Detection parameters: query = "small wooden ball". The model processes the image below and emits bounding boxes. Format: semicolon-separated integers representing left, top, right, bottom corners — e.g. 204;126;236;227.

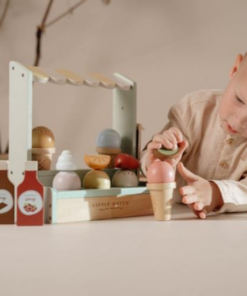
112;170;139;187
83;170;110;189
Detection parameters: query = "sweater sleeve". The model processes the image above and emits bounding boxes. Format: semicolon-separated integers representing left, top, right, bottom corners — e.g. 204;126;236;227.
211;175;247;213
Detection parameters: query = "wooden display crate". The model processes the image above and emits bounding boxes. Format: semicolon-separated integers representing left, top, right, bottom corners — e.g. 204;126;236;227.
39;170;151;224
45;187;152;224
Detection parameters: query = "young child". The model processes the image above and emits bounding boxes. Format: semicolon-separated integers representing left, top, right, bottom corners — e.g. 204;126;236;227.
141;53;247;219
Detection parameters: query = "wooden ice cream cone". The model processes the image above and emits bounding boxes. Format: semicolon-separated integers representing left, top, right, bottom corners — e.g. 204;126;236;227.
31;148;55;170
147;182;176;221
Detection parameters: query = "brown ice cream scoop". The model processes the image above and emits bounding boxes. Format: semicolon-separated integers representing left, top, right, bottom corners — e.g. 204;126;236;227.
32;126;55;148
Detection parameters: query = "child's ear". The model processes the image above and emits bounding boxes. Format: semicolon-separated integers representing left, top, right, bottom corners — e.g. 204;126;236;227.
230;54;243;78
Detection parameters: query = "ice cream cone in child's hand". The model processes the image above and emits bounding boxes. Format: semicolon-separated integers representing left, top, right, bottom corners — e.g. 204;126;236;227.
147;160;176;221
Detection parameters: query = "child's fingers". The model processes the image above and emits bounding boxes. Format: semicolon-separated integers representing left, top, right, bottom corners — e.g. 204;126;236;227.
178;140;188;153
187;204;201;219
179;185;195;196
173;140;188;162
152;128;185;151
147;141;162;152
182;194;198;204
193;201;204;211
178;162;200;183
168;127;184;143
152;134;174;149
198;208;207;219
162;130;179;149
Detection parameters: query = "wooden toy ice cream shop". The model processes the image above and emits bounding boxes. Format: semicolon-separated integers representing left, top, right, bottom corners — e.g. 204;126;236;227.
8;61;153;224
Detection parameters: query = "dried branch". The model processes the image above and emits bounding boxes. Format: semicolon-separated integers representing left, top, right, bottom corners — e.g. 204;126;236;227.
0;0;10;29
41;0;54;27
34;0;54;66
46;0;88;28
34;0;89;66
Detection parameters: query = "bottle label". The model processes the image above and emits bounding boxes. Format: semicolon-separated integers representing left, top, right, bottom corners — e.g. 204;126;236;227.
18;190;43;216
0;190;14;214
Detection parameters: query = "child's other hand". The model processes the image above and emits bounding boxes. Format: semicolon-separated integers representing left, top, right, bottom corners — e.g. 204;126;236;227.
146;127;187;169
178;162;223;219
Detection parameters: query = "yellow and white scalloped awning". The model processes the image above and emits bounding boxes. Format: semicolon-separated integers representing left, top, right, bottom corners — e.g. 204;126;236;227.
26;66;132;90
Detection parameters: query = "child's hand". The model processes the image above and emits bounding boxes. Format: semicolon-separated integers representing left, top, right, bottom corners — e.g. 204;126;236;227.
146;127;188;169
178;162;223;219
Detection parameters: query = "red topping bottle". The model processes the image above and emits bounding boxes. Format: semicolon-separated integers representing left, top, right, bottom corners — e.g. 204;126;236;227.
0;161;14;224
17;161;44;226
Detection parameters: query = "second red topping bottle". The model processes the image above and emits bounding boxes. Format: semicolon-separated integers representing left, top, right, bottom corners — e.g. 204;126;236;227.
17;161;44;226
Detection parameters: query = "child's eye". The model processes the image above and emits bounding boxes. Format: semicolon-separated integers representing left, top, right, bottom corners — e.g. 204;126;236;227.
236;97;245;105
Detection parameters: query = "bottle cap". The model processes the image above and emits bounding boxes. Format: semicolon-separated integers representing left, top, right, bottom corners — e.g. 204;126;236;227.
25;161;38;171
0;160;8;170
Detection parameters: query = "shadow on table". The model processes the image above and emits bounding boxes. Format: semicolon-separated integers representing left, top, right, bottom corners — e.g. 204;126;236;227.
113;204;247;222
172;204;247;221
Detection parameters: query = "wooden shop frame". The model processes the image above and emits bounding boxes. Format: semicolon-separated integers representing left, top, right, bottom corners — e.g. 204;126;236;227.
8;61;152;223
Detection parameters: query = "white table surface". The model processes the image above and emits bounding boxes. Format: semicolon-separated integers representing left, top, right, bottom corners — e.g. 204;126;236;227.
1;204;247;296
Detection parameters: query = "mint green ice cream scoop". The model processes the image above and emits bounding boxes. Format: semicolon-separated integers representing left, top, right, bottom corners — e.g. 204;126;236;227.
157;146;179;156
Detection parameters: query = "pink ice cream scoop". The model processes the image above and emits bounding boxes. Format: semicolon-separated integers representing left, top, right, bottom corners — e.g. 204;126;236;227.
147;160;176;221
147;160;175;183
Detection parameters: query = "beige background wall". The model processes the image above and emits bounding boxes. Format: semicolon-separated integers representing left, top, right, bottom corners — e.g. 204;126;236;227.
1;0;247;168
